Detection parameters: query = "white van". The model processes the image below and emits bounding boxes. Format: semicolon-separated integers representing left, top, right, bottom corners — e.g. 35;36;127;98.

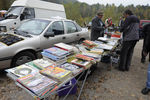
0;0;66;32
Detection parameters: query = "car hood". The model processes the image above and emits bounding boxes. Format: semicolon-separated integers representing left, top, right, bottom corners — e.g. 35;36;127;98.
0;33;40;58
0;33;32;47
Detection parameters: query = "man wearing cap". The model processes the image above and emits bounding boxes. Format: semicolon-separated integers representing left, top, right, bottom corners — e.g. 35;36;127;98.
91;11;105;41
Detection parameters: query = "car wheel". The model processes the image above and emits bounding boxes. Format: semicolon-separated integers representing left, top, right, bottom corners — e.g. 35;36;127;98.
12;51;36;67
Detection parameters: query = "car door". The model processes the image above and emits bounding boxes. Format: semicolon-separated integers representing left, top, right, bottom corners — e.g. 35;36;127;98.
64;21;81;43
40;21;66;49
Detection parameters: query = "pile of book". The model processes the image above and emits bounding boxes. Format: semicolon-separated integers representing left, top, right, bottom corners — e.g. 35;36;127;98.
54;43;78;54
89;48;104;55
82;40;97;49
6;64;39;79
40;65;72;83
17;73;57;97
41;47;70;65
6;63;58;97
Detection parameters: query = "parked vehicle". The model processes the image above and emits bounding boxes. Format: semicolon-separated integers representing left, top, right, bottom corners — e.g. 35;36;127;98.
0;0;66;32
139;20;150;39
0;18;89;69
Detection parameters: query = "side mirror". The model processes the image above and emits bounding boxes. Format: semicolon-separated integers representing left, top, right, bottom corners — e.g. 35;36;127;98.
44;32;55;38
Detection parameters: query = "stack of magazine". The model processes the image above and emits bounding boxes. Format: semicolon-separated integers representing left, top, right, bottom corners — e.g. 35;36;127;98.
89;48;104;55
40;65;72;83
17;73;57;97
41;47;70;65
6;64;39;80
82;40;97;49
54;43;76;54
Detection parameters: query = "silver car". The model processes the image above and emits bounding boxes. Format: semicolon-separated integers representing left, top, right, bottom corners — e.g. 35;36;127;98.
0;18;89;69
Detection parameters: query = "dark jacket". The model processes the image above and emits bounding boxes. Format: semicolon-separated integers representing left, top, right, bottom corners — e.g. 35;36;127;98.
91;16;105;41
143;23;150;54
120;15;140;41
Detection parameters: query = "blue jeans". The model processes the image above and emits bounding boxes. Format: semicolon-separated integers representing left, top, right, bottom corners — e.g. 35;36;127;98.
146;63;150;88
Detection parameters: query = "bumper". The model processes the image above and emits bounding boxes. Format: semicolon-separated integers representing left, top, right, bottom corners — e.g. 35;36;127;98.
0;57;12;69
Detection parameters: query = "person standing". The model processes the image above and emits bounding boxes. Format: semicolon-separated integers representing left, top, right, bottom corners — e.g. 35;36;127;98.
91;11;105;41
118;17;124;29
141;23;150;63
141;23;150;95
118;9;140;71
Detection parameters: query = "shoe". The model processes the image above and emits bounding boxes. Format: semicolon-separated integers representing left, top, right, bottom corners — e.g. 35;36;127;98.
141;58;145;63
141;87;150;95
118;67;125;72
125;67;129;71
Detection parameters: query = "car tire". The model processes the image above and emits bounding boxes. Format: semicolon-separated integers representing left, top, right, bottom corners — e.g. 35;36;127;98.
11;51;36;67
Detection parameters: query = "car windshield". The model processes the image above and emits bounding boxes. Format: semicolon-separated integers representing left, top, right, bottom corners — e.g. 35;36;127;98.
17;19;50;35
6;6;23;19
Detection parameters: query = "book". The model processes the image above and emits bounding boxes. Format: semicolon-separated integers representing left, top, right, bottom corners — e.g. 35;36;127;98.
98;37;109;42
82;43;96;49
75;44;88;52
83;40;97;46
89;48;104;55
17;73;57;96
96;43;113;50
41;51;66;61
82;52;100;60
54;43;74;52
60;63;83;75
43;57;67;66
40;65;72;82
6;64;39;77
43;47;69;57
71;59;91;69
75;54;94;61
29;59;53;70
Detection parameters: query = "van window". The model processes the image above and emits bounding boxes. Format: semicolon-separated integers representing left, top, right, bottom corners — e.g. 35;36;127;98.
6;6;23;19
65;21;78;33
23;8;35;19
47;21;64;35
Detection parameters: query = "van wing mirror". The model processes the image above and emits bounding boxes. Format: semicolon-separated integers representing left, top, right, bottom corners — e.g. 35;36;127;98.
20;14;25;21
44;32;55;38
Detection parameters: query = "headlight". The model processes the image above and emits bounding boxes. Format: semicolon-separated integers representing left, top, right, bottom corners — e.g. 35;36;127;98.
0;26;7;32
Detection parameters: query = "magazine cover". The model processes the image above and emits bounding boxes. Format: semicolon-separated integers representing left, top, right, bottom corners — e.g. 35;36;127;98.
6;64;39;77
40;65;72;82
17;73;57;96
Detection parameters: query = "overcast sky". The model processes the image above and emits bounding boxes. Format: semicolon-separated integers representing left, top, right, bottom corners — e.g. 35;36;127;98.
78;0;150;6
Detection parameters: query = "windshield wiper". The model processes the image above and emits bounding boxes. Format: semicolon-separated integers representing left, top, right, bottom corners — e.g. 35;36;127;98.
5;14;18;19
14;30;32;38
21;31;32;37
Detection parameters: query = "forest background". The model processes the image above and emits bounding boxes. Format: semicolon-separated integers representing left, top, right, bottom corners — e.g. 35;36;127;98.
0;0;150;26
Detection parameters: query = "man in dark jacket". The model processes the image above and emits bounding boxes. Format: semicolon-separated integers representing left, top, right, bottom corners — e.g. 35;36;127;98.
141;23;150;95
141;23;150;63
91;11;105;41
118;9;140;71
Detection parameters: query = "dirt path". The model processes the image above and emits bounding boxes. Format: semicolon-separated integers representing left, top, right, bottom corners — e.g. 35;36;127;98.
0;40;150;100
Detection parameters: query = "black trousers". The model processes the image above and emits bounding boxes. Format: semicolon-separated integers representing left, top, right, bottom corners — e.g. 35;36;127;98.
119;40;137;70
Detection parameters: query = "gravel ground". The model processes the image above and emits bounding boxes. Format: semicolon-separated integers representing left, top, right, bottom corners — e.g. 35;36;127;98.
0;40;150;100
